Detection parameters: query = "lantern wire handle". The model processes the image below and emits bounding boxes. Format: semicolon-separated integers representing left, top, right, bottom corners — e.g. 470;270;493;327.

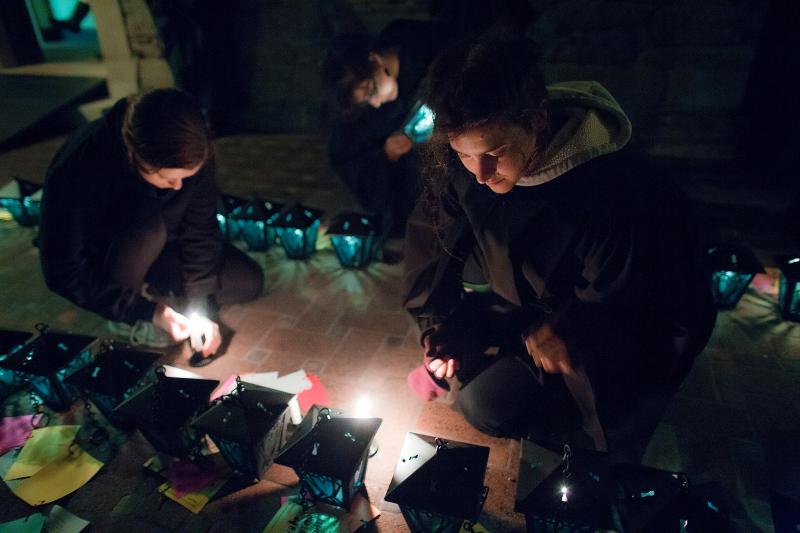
22;375;49;428
34;323;49;335
80;390;109;445
435;437;449;450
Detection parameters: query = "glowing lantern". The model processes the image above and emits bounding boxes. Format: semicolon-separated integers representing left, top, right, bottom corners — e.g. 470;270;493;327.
230;197;284;251
402;101;435;143
0;177;42;226
274;203;323;260
327;212;379;269
707;244;763;309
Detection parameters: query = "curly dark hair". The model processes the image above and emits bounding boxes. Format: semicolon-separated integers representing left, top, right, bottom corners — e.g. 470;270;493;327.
421;34;550;235
321;33;381;120
122;88;211;172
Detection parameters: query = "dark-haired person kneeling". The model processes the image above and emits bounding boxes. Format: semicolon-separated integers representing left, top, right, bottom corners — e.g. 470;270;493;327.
404;36;716;458
39;89;264;365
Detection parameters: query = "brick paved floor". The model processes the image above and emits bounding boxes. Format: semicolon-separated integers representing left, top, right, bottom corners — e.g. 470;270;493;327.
1;134;798;532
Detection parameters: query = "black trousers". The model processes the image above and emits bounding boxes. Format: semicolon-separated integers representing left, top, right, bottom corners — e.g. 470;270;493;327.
447;292;681;458
103;208;263;316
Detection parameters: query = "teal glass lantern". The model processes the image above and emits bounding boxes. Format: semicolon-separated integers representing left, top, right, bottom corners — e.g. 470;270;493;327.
230;198;284;251
707;245;763;309
0;324;95;411
515;441;614;533
0;177;43;227
275;405;381;509
327;212;379;269
64;342;160;428
114;366;218;458
191;378;293;482
0;329;33;402
217;193;247;241
402;101;435;143
274;203;323;260
385;433;489;533
777;255;800;322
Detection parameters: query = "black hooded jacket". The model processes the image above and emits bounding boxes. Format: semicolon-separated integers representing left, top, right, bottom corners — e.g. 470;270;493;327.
39;98;222;324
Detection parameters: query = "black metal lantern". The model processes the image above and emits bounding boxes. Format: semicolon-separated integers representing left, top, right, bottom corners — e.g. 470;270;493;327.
0;177;42;227
63;341;160;428
0;329;33;402
515;441;615;533
217;193;248;241
274;203;323;260
385;432;490;533
0;324;96;411
612;465;732;533
230;197;284;251
777;255;800;322
275;405;381;509
327;212;379;269
707;244;763;309
402;101;435;144
114;366;219;458
191;378;293;482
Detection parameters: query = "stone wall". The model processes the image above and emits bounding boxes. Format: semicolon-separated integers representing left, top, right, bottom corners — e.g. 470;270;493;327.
527;0;769;161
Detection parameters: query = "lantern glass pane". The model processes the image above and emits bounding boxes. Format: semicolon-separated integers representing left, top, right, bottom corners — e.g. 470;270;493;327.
0;197;41;227
331;235;376;269
400;507;462;533
1;369;18;400
240;220;277;251
711;271;754;309
403;104;435;143
278;220;320;259
779;277;800;321
217;437;255;476
301;471;345;507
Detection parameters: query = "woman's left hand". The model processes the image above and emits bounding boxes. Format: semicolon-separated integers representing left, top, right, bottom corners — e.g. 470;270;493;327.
524;322;574;375
427;357;457;379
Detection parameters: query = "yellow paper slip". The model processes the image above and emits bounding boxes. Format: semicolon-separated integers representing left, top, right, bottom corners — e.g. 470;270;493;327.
158;478;226;514
11;446;103;506
4;426;80;481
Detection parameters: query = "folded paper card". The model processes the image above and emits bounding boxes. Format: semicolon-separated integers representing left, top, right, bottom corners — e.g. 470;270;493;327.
0;414;43;456
4;426;79;481
11;446;103;506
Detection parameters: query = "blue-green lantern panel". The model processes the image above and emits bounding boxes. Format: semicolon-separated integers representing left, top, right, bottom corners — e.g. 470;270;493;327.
403;103;435;143
0;178;43;227
277;220;321;259
1;329;32;401
400;507;463;533
217;194;247;241
299;471;347;508
231;199;284;251
217;438;257;479
779;276;800;322
331;234;376;269
711;271;755;310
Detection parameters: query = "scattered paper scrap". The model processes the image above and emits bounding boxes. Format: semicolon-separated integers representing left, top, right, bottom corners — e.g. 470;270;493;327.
159;477;226;514
0;513;45;533
11;446;103;506
168;459;217;498
43;506;89;533
0;414;43;456
297;373;329;413
459;522;490;533
4;426;79;481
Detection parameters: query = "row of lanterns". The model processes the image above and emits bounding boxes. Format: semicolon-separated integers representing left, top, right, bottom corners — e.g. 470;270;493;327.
1;326;744;531
0;327;487;531
708;244;800;321
218;194;380;268
0;178;381;269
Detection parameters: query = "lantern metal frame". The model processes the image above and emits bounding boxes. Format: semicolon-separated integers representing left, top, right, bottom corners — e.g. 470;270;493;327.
0;324;96;411
64;341;160;428
777;255;800;322
385;432;490;533
229;197;285;251
327;212;379;269
114;366;219;458
275;405;381;509
707;244;764;309
273;203;323;260
0;329;33;402
191;377;294;481
0;176;42;227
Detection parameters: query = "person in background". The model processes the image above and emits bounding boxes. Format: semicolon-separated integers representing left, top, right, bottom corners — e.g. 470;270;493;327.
403;34;716;458
321;20;445;258
39;88;263;366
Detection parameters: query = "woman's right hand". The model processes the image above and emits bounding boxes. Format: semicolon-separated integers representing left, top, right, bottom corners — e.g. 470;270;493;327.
423;329;459;379
384;133;413;161
152;303;192;342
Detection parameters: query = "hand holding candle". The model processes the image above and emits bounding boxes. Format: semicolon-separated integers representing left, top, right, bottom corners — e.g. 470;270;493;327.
188;313;222;357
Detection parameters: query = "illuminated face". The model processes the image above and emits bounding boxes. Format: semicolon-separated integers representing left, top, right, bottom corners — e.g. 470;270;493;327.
138;161;203;191
351;53;399;109
448;121;537;194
